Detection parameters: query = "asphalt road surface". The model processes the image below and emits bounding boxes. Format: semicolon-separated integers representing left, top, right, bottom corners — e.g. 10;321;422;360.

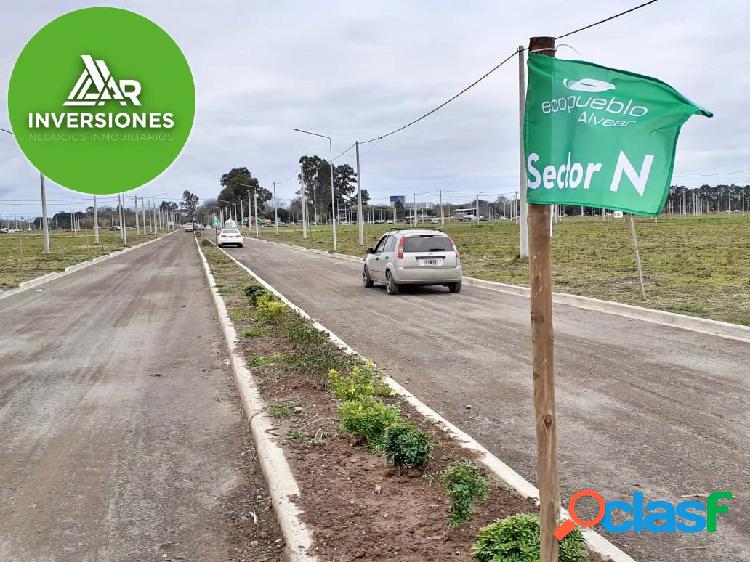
223;236;749;562
0;233;282;562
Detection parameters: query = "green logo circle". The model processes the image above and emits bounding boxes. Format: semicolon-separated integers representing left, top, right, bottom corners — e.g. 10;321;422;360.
7;7;195;195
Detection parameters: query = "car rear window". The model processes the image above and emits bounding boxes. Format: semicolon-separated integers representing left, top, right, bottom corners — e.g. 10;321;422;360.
403;235;453;253
222;229;240;234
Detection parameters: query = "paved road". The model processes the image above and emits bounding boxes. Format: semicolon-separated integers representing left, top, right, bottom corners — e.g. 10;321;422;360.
224;236;749;562
0;234;282;562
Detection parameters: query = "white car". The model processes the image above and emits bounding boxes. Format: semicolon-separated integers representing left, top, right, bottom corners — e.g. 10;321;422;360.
217;228;244;247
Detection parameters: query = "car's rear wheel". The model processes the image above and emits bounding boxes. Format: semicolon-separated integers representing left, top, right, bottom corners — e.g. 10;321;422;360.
448;281;462;294
362;266;374;288
385;270;399;295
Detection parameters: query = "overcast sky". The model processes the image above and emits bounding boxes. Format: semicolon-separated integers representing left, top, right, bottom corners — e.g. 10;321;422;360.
1;0;748;218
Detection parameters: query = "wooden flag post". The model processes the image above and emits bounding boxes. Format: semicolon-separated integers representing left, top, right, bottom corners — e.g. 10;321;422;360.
527;35;560;562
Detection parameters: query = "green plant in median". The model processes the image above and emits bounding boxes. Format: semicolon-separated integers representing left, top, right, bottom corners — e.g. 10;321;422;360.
383;421;432;469
339;396;400;451
256;294;288;324
244;328;267;338
244;285;269;306
472;514;587;562
440;459;489;528
328;361;393;401
283;347;352;375
267;400;297;418
247;354;278;368
286;322;328;344
288;429;304;440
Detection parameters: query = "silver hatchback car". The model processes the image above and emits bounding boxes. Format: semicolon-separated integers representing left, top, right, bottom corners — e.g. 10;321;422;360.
362;229;462;295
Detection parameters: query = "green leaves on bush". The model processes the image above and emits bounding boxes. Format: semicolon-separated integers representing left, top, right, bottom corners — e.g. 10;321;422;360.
339;397;400;451
383;422;432;468
286;323;328;344
440;460;489;528
472;514;587;562
328;361;393;401
256;294;288;324
244;285;269;306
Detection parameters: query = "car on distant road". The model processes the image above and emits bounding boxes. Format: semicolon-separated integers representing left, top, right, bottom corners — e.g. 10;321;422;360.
362;229;461;295
195;223;206;231
184;224;194;232
217;228;244;247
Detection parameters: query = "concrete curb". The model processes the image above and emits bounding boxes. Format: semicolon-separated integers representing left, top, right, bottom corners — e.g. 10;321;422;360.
214;240;635;562
194;238;316;562
247;236;750;344
0;232;175;302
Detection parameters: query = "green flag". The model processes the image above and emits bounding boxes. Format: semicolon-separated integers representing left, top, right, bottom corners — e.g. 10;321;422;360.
524;54;712;216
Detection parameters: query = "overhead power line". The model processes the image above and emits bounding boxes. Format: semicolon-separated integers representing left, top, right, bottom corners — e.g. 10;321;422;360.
361;49;519;145
556;0;661;39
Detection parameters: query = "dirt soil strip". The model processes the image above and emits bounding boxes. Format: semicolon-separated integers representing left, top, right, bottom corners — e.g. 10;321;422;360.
204;238;626;562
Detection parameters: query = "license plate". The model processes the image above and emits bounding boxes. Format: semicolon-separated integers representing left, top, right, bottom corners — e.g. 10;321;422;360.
419;258;443;266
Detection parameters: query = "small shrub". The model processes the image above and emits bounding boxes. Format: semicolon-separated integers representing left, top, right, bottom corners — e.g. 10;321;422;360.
286;322;328;344
244;285;269;306
283;348;351;375
256;294;288;324
383;422;432;468
247;354;277;368
472;514;587;562
328;361;393;401
339;397;400;451
289;430;304;440
440;460;489;527
267;400;297;418
200;238;212;247
244;328;267;338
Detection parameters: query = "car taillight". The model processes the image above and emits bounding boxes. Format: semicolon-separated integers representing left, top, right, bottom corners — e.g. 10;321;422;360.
397;236;404;259
449;237;460;257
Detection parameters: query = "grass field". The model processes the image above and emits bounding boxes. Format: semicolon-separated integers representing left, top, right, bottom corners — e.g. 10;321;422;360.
249;214;750;325
0;229;162;289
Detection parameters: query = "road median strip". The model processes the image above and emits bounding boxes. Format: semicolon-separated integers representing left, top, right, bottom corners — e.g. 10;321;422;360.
199;234;635;562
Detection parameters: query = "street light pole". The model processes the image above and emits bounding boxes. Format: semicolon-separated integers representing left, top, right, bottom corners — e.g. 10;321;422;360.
293;128;337;251
355;140;364;246
254;189;260;238
273;181;279;236
93;195;99;243
39;174;49;254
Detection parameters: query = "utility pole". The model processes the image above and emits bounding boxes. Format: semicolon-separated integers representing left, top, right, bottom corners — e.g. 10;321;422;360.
440;189;445;227
412;193;417;226
302;182;308;238
475;194;480;224
134;195;139;234
518;44;529;258
152;196;157;234
117;193;125;243
273;181;279;236
527;35;560;562
93;195;99;243
240;198;244;227
40;174;49;254
254;189;260;238
355;141;364;246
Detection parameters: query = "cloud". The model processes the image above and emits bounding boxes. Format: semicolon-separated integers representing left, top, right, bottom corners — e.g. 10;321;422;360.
1;0;748;218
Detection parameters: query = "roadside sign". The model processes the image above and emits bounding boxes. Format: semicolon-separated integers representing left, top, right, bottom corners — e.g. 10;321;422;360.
524;54;712;216
389;195;405;203
212;217;220;227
